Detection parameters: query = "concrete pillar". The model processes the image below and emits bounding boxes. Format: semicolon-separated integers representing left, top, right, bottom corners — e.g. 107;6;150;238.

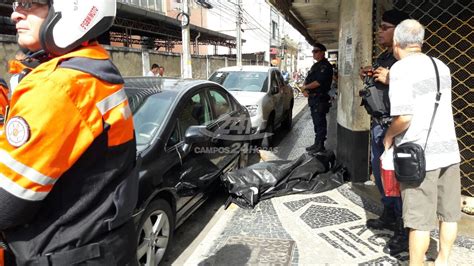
142;51;150;76
336;0;374;182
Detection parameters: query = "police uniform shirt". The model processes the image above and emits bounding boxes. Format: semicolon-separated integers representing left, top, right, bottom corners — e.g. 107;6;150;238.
375;50;397;91
373;50;397;117
304;58;333;94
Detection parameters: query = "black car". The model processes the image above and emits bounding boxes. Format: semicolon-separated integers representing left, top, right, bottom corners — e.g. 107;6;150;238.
124;77;251;265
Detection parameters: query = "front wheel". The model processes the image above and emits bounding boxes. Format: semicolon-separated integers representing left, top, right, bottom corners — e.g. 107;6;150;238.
261;116;274;148
136;199;174;266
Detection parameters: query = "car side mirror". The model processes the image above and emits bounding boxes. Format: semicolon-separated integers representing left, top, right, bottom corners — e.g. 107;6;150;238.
181;125;210;154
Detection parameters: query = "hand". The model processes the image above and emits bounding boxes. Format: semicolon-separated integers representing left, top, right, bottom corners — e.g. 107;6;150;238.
374;67;390;85
303;91;309;97
359;66;372;81
383;135;393;151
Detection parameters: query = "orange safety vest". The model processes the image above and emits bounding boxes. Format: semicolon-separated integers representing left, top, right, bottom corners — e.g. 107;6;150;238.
0;79;8;116
0;44;138;265
7;60;27;75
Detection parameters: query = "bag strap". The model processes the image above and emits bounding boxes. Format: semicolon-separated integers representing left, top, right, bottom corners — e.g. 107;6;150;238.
424;57;442;150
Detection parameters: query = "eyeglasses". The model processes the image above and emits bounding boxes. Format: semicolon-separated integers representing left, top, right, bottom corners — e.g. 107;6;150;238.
379;24;395;31
12;0;49;12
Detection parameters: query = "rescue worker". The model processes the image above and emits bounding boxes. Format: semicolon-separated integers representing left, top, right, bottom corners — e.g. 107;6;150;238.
301;43;333;153
8;49;27;93
359;9;410;256
0;0;138;265
0;78;8;116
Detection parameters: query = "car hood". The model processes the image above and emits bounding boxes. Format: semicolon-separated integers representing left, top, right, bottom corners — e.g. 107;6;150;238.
229;91;266;106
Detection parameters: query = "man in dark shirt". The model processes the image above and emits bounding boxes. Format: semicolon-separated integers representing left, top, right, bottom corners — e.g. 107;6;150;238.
302;43;333;153
360;9;410;256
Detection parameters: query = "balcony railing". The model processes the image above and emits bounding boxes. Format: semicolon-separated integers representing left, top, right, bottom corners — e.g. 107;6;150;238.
118;0;164;13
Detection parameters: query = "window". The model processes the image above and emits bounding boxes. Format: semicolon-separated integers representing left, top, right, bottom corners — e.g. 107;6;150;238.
271;71;279;89
178;92;212;136
275;70;285;86
272;21;278;40
209;89;232;119
166;126;180;148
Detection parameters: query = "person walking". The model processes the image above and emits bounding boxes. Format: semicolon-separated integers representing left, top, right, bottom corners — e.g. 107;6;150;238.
384;19;461;265
360;9;410;255
0;0;139;264
301;43;333;153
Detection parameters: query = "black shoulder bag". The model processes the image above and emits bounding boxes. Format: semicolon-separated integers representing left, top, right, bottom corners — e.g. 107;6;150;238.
393;57;441;184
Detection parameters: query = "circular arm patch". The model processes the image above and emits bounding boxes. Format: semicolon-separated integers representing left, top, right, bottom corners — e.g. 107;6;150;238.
6;116;30;147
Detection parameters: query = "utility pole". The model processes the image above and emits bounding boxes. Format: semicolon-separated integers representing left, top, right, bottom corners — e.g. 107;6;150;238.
236;0;242;66
181;0;192;78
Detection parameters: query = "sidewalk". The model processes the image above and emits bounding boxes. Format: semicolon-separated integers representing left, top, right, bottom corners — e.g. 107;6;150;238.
175;99;474;265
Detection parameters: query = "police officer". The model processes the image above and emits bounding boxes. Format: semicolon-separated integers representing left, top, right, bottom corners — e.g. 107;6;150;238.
360;9;409;256
0;0;138;265
302;43;333;153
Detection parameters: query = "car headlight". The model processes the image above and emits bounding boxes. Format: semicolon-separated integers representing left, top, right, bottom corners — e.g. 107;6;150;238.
245;105;258;117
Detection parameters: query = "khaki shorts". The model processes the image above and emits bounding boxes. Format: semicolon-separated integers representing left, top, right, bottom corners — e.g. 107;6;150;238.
400;163;461;231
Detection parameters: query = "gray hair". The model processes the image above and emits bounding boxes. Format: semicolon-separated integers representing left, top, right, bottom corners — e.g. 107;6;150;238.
393;19;425;48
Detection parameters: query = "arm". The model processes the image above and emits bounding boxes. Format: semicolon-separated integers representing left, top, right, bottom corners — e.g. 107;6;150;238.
303;80;321;90
359;66;372;80
373;67;390;85
383;114;412;150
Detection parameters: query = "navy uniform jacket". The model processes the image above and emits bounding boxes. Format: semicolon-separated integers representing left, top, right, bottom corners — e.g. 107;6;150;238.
305;58;333;103
374;50;397;117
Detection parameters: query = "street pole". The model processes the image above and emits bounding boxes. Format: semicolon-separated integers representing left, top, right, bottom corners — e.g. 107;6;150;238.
236;0;242;66
181;0;192;78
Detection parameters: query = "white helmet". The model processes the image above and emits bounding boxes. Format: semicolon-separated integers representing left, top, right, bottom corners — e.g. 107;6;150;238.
40;0;116;56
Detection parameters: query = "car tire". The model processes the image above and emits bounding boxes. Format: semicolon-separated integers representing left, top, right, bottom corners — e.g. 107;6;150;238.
261;115;274;148
281;105;293;130
136;199;174;266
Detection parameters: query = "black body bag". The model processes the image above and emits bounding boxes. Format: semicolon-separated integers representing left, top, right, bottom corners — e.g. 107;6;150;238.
393;57;441;184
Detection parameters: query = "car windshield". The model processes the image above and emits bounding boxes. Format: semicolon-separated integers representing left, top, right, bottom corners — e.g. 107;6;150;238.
210;71;268;92
126;89;174;150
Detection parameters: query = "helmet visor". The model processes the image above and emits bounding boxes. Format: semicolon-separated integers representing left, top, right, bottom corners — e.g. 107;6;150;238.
12;0;49;12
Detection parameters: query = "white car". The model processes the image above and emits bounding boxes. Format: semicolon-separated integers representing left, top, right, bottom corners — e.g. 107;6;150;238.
209;66;294;146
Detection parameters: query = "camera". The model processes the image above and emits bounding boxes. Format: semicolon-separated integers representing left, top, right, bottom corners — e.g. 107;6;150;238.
363;62;380;87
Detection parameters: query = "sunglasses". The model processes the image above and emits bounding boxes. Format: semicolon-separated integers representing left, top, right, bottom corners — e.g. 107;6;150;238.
379;24;395;31
12;0;49;12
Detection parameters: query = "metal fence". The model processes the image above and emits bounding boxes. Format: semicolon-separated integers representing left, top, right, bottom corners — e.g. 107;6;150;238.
374;0;473;196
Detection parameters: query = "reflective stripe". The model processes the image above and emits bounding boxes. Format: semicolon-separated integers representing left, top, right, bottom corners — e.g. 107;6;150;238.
0;173;48;201
96;89;127;115
121;105;132;120
0;149;56;186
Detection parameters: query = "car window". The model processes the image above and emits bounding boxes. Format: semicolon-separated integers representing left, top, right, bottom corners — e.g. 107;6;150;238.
208;89;232;119
210;71;268;92
275;70;285;86
178;92;212;136
129;91;174;149
166;125;179;148
271;71;279;89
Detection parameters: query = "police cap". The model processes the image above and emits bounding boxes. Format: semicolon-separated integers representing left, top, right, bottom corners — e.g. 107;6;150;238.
312;43;327;52
382;9;410;26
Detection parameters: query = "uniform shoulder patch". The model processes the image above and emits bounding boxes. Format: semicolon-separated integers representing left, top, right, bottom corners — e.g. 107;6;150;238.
6;116;30;147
